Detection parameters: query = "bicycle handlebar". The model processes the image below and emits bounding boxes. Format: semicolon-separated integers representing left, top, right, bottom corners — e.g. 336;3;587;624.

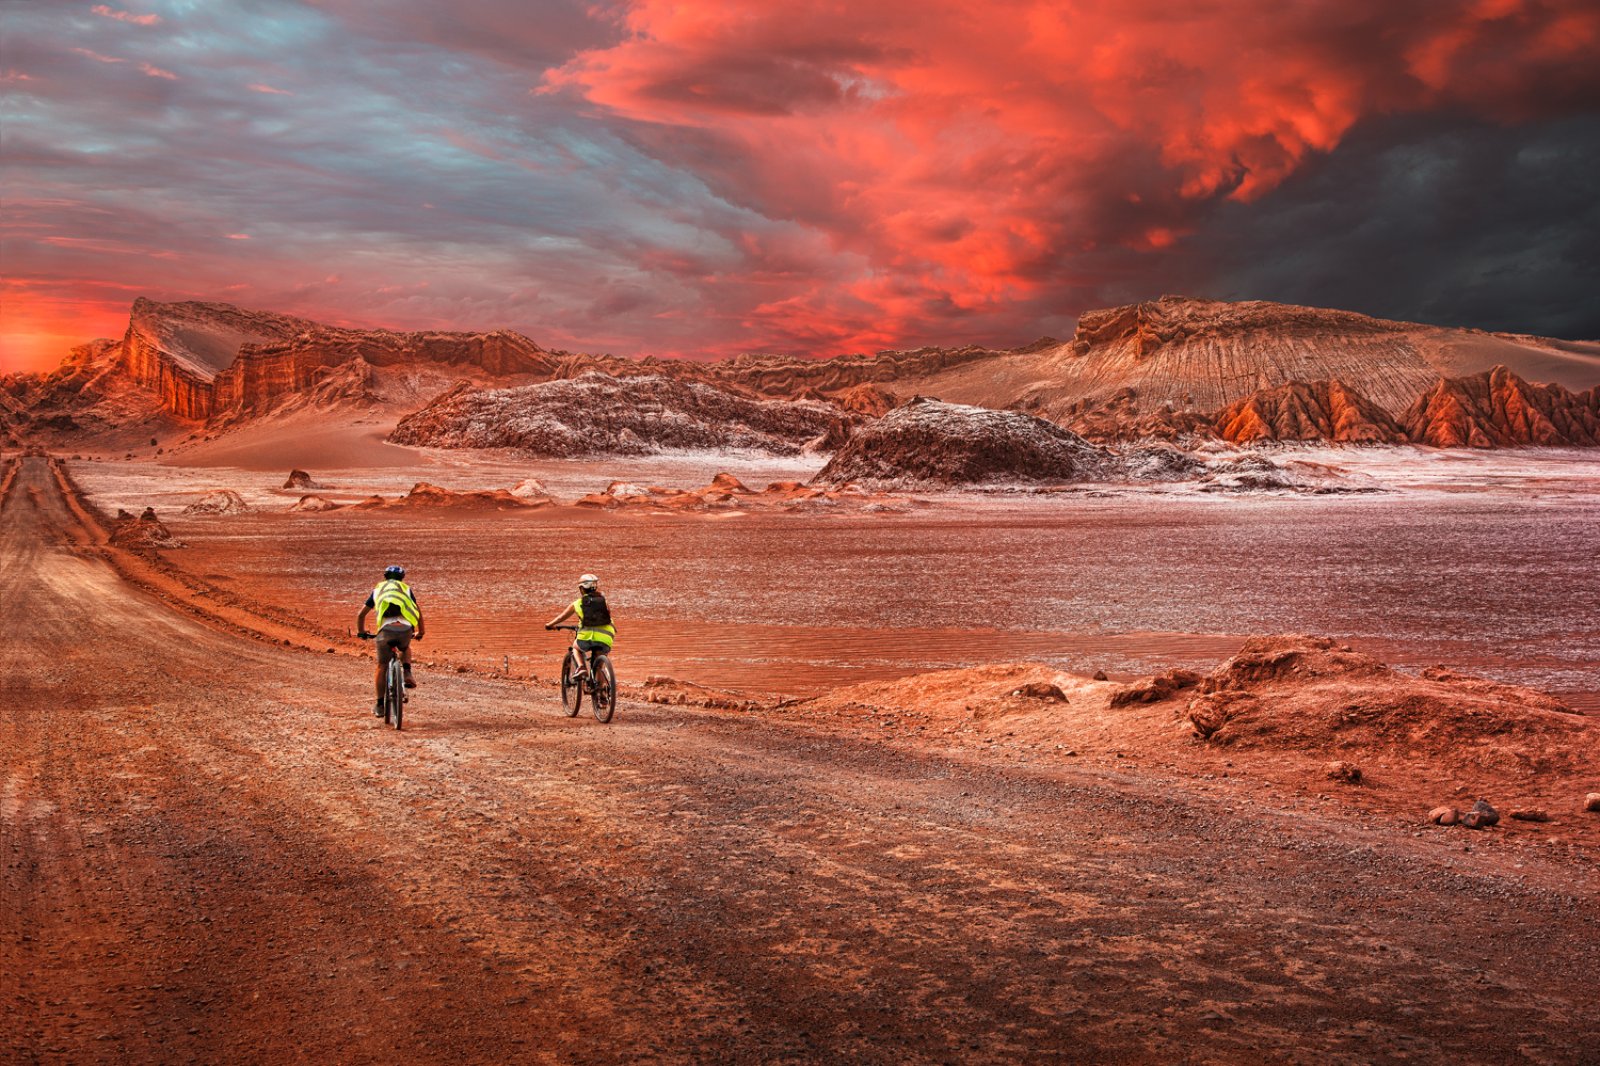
547;624;579;632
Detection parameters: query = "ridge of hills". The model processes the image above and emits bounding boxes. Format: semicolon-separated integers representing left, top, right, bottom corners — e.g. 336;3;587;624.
4;294;1599;452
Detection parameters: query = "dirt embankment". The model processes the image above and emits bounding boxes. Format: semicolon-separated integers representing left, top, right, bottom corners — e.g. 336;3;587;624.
760;635;1600;838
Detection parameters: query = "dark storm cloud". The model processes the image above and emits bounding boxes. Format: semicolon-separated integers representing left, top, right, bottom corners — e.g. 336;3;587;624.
1177;114;1600;340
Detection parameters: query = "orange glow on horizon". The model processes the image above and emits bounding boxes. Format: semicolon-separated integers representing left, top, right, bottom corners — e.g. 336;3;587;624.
0;294;129;375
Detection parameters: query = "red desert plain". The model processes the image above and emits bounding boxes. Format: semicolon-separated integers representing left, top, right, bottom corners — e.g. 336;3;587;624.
7;2;1600;1063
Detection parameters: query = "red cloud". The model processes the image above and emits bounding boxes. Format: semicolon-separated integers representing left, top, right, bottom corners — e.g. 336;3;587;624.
91;5;162;26
546;0;1600;351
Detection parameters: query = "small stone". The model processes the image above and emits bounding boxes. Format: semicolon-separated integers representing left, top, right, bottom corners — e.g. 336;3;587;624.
1092;669;1109;681
1509;808;1551;823
1585;793;1600;813
1325;761;1362;783
1461;799;1500;830
1427;806;1459;826
1010;682;1068;702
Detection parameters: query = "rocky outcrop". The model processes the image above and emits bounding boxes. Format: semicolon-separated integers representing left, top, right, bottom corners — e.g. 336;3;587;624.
284;470;323;490
1051;389;1216;442
814;398;1111;487
351;482;553;511
1400;365;1600;448
109;506;182;549
95;298;561;422
181;490;253;515
574;474;915;514
1139;636;1593;774
1213;380;1404;444
389;372;850;457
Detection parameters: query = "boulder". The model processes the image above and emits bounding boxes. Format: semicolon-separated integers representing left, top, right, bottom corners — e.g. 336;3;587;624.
1010;682;1068;702
182;489;253;515
509;477;550;498
1509;808;1551;823
1325;761;1363;784
1460;799;1500;830
813;398;1112;488
1585;793;1600;813
289;495;342;513
1110;668;1204;707
284;469;323;489
1428;806;1460;826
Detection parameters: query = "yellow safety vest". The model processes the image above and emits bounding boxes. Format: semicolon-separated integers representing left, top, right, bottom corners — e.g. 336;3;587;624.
573;597;615;647
373;579;420;628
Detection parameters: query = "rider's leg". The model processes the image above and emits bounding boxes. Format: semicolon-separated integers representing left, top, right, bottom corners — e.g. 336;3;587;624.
399;631;416;687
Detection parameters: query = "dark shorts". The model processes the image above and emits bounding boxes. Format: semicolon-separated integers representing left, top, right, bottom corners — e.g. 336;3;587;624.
576;639;611;658
375;625;413;667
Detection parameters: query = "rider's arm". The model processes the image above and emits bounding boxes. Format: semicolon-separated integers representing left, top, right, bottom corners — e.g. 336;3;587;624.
547;604;575;629
414;609;425;641
357;604;372;635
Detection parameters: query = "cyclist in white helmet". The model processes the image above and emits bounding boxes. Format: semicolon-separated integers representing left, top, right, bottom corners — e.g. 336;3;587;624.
546;573;614;678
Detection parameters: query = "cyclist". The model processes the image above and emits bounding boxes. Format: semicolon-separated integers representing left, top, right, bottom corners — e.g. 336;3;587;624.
357;565;425;716
545;573;614;679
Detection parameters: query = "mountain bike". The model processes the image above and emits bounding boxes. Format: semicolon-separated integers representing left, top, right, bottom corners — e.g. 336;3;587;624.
359;631;408;730
549;625;616;723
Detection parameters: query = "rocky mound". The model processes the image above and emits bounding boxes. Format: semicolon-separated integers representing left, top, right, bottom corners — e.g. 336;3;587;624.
284;469;323;489
390;372;849;457
575;473;912;514
288;495;342;513
352;482;553;510
181;489;253;515
1400;365;1600;448
1122;636;1591;774
109;507;182;550
1213;380;1404;444
814;398;1111;487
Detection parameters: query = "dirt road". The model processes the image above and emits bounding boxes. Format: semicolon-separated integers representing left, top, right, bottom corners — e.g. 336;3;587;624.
4;455;1598;1065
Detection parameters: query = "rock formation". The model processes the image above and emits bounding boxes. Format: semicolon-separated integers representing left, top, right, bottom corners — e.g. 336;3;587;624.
12;294;1599;452
53;298;561;424
814;398;1111;487
1400;365;1600;448
389;372;850;457
1153;636;1592;774
1028;296;1600;418
181;490;253;515
1212;380;1405;444
284;469;323;489
109;506;181;549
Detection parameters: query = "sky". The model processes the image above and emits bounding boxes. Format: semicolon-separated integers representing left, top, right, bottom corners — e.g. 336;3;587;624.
3;0;1599;373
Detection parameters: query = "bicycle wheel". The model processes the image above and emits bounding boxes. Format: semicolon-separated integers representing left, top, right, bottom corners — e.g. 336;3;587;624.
559;650;582;716
591;657;616;723
389;658;406;731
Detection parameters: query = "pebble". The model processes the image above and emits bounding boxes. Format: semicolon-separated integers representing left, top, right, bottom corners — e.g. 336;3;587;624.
1427;806;1459;826
1585;793;1600;813
1509;808;1551;823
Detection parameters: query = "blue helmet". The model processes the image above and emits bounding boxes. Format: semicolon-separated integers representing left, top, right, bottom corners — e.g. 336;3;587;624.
384;565;406;580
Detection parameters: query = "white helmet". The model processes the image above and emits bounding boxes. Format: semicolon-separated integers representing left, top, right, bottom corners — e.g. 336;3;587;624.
578;573;599;589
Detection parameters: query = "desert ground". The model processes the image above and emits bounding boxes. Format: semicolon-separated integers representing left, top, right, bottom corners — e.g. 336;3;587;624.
6;445;1600;1065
